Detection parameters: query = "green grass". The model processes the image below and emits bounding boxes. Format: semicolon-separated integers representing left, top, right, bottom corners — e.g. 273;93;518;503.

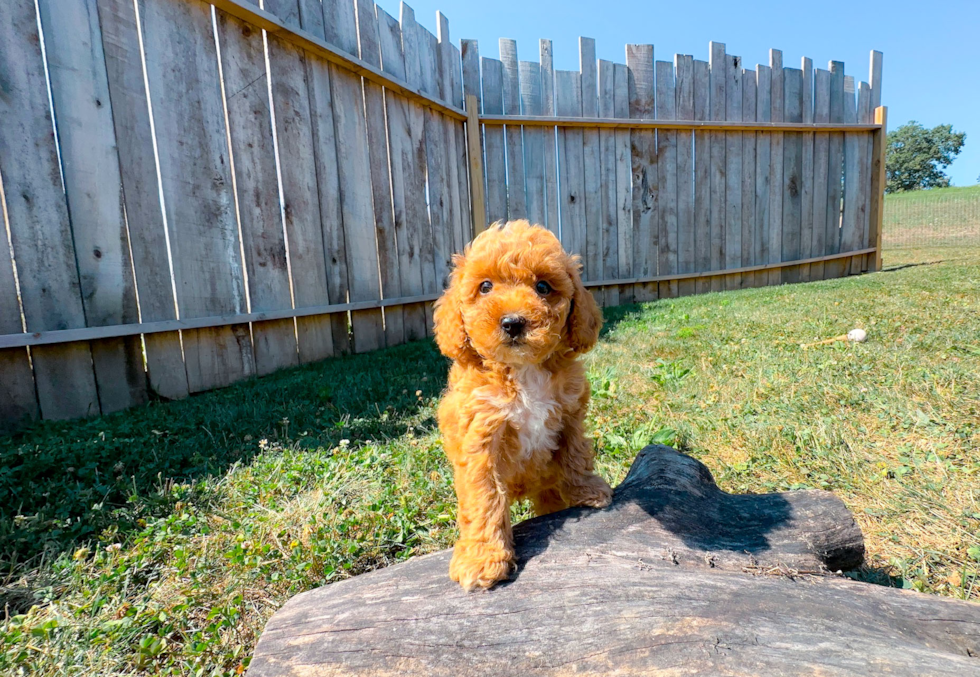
883;184;980;248
2;247;980;675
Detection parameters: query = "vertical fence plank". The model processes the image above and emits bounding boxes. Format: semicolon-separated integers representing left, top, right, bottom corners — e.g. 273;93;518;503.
481;57;507;224
869;106;887;273
613;62;634;304
810;68;831;281
841;74;862;275
302;6;352;354
355;0;402;347
500;38;526;219
420;27;453;292
824;60;846;280
460;39;484;227
449;42;472;247
265;0;337;364
656;60;678;299
520;60;547;229
708;41;726;291
0;187;37;430
0;0;98;419
626;45;656;302
397;3;437;334
675;55;695;297
540;39;559;235
215;3;300;375
857;81;872;273
556;70;586;262
38;0;148;414
142;0;255;393
322;0;383;352
724;55;742;290
799;57;814;282
96;0;189;400
438;13;465;260
741;67;756;286
580;37;601;294
693;59;710;294
868;50;884;272
379;7;426;341
752;65;772;288
781;67;803;284
767;49;784;286
597;59;619;307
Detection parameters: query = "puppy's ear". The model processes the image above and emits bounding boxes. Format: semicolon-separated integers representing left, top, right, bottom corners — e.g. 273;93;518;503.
565;256;603;355
433;255;481;366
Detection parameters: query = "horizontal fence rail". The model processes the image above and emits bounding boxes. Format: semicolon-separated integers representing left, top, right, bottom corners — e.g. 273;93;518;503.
0;0;884;431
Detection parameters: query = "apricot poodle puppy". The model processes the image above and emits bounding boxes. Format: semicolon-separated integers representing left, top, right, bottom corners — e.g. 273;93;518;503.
434;220;613;591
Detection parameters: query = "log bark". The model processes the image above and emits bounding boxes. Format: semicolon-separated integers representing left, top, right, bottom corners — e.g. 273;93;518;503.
250;445;980;676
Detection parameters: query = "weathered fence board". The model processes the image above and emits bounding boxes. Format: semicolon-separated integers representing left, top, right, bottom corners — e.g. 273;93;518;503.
597;60;619;308
215;4;300;375
675;54;695;297
0;0;100;421
0;1;884;429
580;38;602;290
627;45;657;303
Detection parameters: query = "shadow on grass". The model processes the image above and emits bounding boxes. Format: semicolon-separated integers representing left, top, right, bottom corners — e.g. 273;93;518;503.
0;338;449;568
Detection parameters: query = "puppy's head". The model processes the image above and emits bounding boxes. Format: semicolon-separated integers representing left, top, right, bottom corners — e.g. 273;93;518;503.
433;220;602;367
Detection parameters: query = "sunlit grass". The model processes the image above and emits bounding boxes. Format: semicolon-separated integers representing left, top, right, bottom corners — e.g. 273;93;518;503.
2;247;978;675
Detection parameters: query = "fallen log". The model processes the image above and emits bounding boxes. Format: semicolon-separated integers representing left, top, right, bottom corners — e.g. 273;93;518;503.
249;445;980;676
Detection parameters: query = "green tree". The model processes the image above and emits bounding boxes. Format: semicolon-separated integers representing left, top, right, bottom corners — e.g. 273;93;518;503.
886;121;966;192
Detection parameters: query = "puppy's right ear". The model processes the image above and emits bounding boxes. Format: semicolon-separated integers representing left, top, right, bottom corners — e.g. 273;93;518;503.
433;255;481;366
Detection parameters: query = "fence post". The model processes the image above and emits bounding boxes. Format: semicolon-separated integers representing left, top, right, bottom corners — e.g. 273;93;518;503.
465;93;487;235
868;105;887;272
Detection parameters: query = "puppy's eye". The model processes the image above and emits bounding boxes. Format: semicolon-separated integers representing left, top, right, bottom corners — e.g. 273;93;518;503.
535;280;552;295
479;281;493;295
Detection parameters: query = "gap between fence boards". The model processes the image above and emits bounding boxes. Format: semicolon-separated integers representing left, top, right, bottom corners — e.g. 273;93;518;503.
0;249;876;349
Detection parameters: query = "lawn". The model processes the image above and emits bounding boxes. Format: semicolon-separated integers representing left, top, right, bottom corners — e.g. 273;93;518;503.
2;247;979;675
883;183;980;249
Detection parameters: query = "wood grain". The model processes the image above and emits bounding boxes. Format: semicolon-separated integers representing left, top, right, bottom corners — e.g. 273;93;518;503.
379;7;427;341
481;57;508;224
215;3;300;375
675;55;695;297
500;38;526;219
555;69;586;262
520;61;547;228
540;39;559;236
780;67;803;285
251;444;980;677
626;45;656;302
693;59;711;294
767;49;784;286
656;59;678;299
824;61;846;280
38;0;148;413
597;59;619;308
708;42;726;292
753;65;772;287
96;0;189;400
799;57;815;282
0;0;100;419
724;54;742;290
580;37;601;293
614;62;635;304
741;67;757;287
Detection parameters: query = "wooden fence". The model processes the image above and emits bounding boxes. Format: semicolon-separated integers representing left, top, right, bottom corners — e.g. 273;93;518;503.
0;0;885;431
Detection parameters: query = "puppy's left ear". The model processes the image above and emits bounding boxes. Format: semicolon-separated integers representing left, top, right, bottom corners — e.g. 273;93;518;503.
565;256;603;354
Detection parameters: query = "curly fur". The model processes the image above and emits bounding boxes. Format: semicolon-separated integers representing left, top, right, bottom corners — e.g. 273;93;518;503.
434;220;612;591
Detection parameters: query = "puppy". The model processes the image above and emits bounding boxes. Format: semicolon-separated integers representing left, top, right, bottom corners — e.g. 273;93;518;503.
434;220;613;590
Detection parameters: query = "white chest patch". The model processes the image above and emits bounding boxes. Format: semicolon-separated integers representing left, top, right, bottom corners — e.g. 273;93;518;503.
507;366;560;459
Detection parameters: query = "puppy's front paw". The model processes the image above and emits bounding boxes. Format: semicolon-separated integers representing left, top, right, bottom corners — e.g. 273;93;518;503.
449;541;515;591
566;475;613;509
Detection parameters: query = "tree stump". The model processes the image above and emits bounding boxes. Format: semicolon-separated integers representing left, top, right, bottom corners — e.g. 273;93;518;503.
249;445;980;676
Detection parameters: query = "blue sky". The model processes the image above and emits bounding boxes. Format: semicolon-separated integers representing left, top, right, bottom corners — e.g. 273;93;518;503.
378;0;979;187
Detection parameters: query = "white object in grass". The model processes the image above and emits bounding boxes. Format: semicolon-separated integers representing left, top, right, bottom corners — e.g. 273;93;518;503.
847;328;868;343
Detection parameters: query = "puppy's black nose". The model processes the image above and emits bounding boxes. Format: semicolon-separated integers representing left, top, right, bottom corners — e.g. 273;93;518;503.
500;315;527;339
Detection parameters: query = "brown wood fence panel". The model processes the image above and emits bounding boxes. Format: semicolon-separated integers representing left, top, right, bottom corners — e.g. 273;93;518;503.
0;1;883;430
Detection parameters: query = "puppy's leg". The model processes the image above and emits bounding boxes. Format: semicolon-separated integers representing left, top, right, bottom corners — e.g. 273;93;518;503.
530;486;567;516
554;413;612;510
449;426;515;590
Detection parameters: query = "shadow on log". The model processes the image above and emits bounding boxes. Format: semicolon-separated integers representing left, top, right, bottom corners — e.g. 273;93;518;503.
250;445;980;676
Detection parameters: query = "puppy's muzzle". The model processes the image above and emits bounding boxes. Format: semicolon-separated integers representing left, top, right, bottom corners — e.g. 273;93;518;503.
500;315;527;340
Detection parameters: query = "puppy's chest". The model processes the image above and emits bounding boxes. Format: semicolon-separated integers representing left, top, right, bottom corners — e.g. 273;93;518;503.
502;367;561;458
